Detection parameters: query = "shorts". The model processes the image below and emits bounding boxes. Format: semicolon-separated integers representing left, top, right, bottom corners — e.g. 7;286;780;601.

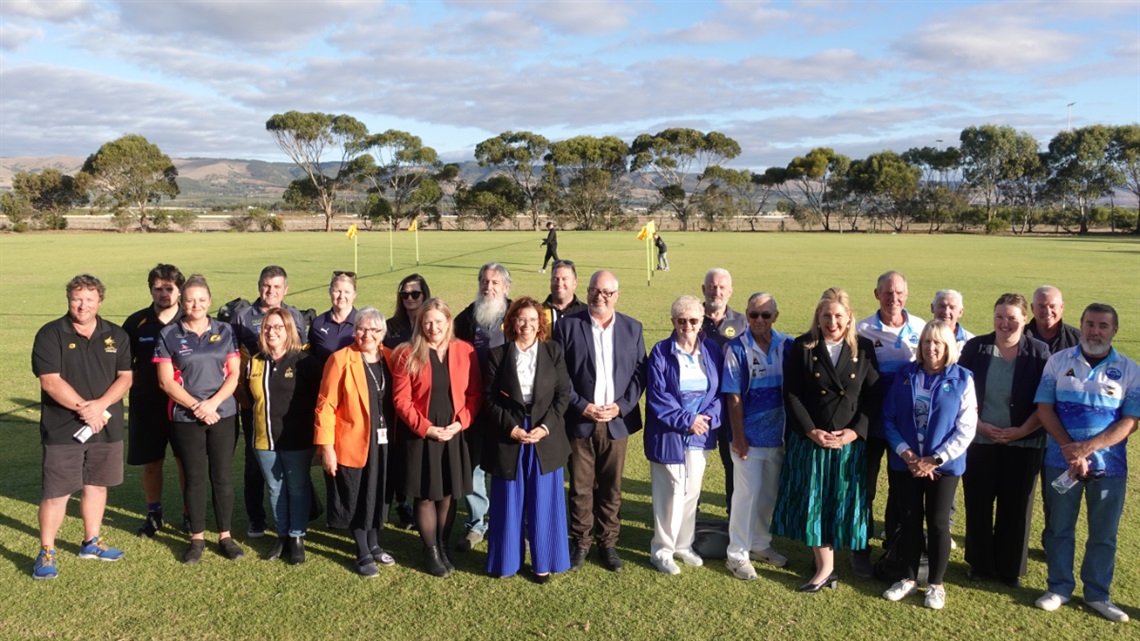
127;402;174;465
42;441;124;499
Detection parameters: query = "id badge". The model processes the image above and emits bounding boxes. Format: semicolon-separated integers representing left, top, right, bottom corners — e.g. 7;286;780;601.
377;428;388;444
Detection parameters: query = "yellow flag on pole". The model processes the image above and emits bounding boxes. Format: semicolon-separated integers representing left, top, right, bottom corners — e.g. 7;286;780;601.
636;224;648;240
408;219;417;232
346;223;358;239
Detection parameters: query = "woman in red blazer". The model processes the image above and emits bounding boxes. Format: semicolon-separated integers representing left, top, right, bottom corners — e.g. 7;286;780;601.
392;298;482;577
315;307;397;577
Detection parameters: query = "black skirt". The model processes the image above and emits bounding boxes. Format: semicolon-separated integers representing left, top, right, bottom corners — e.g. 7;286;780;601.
325;360;391;529
398;350;473;500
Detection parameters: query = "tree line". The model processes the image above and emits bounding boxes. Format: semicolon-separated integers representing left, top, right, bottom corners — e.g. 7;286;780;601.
4;117;1138;235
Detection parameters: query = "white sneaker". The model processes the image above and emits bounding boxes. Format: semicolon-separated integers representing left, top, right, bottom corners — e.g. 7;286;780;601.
950;539;958;550
749;547;788;568
726;558;757;581
1035;591;1071;612
651;555;681;575
883;579;918;601
674;550;703;567
537;269;545;273
1085;600;1129;622
925;584;946;610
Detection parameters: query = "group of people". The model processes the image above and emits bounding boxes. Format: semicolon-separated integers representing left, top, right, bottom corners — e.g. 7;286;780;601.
30;260;1138;623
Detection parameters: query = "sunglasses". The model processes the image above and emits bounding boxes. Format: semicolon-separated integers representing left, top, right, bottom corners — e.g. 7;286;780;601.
674;318;702;327
399;290;424;300
748;311;775;320
333;270;357;278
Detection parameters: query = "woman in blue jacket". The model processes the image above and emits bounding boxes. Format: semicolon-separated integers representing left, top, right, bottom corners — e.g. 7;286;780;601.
882;320;977;610
644;295;723;575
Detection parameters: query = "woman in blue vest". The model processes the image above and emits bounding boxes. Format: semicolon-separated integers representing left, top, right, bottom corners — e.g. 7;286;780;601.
881;320;977;610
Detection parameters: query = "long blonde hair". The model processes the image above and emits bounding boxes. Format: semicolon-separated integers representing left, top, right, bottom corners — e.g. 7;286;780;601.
804;287;859;354
256;307;302;356
396;297;454;376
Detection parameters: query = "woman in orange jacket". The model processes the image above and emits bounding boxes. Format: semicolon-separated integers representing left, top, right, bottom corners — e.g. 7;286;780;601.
392;298;482;577
315;307;397;578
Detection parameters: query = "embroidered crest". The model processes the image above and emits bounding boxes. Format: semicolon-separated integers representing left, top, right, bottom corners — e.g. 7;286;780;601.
724;326;736;338
284;367;295;379
209;334;221;343
1106;367;1123;381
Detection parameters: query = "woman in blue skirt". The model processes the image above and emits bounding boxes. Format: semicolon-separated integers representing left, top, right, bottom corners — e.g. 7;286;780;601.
772;287;880;592
482;297;572;583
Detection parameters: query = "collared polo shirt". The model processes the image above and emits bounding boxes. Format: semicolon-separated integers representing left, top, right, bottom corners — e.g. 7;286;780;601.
32;315;131;445
953;323;974;352
231;299;307;358
544;295;588;329
308;308;356;362
154;318;240;423
124;305;184;411
245;350;319;451
857;309;926;388
1035;346;1140;477
702;306;747;350
722;329;792;447
1025;319;1081;354
673;341;709;450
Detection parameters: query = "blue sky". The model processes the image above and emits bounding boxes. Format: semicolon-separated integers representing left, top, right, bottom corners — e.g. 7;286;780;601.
1;0;1137;168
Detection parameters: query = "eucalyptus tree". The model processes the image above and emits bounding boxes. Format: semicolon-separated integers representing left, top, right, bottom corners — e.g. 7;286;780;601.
543;135;630;230
702;166;780;231
80;134;178;231
1045;124;1120;235
2;169;90;229
847;151;921;232
349;129;441;230
266;111;367;231
629;128;741;231
1108;124;1140;233
780;148;850;231
474;131;550;229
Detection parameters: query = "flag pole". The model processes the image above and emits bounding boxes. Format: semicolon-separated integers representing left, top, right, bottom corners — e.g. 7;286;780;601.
414;221;420;265
389;219;394;272
354;234;358;274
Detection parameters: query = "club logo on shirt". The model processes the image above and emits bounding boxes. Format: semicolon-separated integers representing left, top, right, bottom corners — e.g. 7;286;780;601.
1064;368;1075;377
1106;368;1123;381
68;343;76;349
724;326;736;338
942;382;952;393
284;367;294;379
209;334;221;343
874;339;883;348
908;334;919;345
318;326;329;334
104;337;117;353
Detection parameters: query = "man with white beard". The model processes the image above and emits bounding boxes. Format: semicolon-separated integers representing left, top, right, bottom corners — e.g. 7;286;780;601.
1034;303;1139;623
453;262;512;552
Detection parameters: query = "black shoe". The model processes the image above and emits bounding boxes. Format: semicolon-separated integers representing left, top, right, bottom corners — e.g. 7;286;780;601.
850;550;873;579
424;545;450;577
357;558;379;578
570;546;589;571
265;539;285;561
182;539;205;565
966;568;990;582
798;572;840;593
439;543;456;573
219;537;245;561
369;546;396;567
601;546;623;573
531;572;551;585
137;510;163;538
396;502;416;530
1003;576;1022;589
288;537;305;565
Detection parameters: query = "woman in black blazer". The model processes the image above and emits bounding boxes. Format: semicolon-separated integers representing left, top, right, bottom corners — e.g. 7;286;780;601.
960;293;1051;587
482;297;572;582
772;287;880;592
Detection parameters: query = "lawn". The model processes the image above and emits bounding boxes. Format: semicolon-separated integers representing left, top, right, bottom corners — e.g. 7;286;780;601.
0;230;1138;641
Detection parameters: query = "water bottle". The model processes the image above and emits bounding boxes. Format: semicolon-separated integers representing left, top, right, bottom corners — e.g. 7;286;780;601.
1051;469;1080;494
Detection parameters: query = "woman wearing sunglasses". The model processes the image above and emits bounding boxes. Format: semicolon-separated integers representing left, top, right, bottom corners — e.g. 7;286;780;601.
309;271;359;366
643;295;723;575
385;274;431;349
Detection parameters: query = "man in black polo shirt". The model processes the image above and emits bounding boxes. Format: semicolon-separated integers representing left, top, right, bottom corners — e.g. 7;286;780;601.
543;260;587;328
124;264;186;537
1026;285;1081;354
230;265;308;538
31;274;132;579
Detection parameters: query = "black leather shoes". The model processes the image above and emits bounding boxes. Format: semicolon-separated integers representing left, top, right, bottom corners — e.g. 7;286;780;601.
531;572;551;585
798;572;839;593
424;545;450;577
288;536;305;565
570;546;589;571
601;546;623;573
264;539;285;561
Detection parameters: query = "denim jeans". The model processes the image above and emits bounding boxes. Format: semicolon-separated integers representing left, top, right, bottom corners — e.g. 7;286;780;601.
1042;467;1126;602
254;448;313;538
465;464;490;535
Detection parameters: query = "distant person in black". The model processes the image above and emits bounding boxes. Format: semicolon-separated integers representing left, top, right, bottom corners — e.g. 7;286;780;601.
539;221;559;273
654;232;669;271
123;263;186;538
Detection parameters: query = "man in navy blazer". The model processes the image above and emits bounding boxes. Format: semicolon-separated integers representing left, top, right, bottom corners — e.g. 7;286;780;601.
552;270;647;572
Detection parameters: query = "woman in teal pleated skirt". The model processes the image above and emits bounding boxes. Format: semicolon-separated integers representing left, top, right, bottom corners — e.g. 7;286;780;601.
771;287;881;592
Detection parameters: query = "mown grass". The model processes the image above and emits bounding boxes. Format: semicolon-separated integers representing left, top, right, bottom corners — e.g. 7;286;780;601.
0;230;1138;641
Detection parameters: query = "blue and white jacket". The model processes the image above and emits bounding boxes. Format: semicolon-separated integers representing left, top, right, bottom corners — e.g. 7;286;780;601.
883;362;977;476
644;334;723;465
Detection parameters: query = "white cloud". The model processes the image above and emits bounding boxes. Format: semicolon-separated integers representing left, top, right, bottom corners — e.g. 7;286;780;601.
1;0;92;21
0;23;43;51
523;1;637;35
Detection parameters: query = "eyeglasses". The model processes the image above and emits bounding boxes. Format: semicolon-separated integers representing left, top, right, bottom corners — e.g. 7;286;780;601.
399;290;424;300
355;327;383;336
674;318;702;327
588;288;618;299
333;270;357;278
263;324;287;333
515;317;539;325
748;311;775;320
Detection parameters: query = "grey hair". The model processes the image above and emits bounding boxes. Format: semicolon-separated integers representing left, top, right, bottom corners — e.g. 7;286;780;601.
671;295;703;319
478;262;512;291
747;291;778;312
704;267;731;284
932;289;963;308
876;270;907;291
356;306;385;330
1034;285;1061;301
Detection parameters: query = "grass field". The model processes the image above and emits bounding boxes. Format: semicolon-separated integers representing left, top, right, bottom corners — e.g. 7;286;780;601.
0;230;1138;641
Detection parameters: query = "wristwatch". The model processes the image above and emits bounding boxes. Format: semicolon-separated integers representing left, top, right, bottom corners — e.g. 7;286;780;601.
932;454;945;466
